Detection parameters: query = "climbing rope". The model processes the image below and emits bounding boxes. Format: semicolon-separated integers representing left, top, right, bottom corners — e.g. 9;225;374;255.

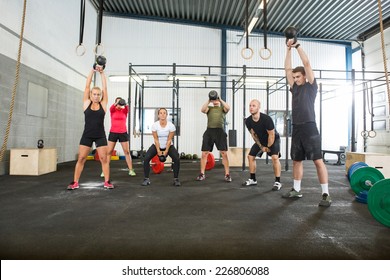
0;0;27;162
377;0;390;110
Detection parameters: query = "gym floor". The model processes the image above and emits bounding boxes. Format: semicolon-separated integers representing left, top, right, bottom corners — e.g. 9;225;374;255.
0;158;389;260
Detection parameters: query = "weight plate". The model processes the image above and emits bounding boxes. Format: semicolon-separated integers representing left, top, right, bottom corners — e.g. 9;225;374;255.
348;162;368;181
350;166;384;195
368;178;390;228
355;190;368;204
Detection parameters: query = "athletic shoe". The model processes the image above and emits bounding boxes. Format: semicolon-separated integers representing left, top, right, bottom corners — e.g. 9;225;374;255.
128;169;136;176
196;173;205;181
100;172;104;178
319;193;332;207
225;174;232;182
242;179;257;186
173;178;181;187
104;180;114;189
282;188;303;198
272;182;282;191
67;181;79;190
141;178;151;186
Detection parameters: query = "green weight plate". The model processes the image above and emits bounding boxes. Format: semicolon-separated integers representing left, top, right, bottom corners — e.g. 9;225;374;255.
348;162;368;181
368;178;390;228
350;166;385;195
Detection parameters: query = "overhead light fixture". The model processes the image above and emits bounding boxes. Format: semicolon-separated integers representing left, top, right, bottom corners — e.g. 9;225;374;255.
109;75;148;83
259;0;267;10
243;0;269;37
243;16;259;37
167;75;206;82
318;79;351;87
237;77;276;86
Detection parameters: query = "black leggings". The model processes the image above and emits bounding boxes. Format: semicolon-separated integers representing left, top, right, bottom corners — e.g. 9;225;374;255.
143;144;180;178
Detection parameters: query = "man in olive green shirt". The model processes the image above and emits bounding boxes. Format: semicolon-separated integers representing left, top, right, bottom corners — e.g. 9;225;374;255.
196;90;232;182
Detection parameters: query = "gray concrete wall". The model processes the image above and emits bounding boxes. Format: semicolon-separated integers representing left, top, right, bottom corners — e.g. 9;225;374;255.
0;53;84;175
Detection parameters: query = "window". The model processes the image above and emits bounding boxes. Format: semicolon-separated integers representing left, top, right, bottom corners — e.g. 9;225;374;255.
268;110;292;137
133;107;181;135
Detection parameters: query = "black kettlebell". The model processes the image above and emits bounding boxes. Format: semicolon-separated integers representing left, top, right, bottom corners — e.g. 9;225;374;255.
284;26;297;39
159;154;167;162
118;98;126;106
208;90;219;100
37;139;44;149
93;55;106;70
284;26;298;45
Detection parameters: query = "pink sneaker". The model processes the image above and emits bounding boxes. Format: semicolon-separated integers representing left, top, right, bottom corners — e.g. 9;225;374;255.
104;180;114;189
67;181;79;190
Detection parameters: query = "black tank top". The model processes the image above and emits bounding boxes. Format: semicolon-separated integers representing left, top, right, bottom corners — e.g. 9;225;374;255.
82;102;106;138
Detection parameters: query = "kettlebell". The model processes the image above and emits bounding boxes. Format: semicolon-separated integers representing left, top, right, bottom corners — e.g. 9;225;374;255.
208;90;218;100
284;26;298;45
93;55;106;70
159;154;167;162
284;26;297;39
37;139;44;149
118;98;126;106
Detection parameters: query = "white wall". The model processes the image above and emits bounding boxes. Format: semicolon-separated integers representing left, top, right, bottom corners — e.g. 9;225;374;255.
0;0;97;89
352;28;390;153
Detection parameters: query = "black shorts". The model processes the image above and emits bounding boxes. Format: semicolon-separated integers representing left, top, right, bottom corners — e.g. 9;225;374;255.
249;137;281;157
108;132;129;142
291;122;322;161
80;135;107;147
201;128;228;152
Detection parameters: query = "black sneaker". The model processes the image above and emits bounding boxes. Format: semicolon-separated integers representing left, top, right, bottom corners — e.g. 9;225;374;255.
173;178;181;187
141;178;151;186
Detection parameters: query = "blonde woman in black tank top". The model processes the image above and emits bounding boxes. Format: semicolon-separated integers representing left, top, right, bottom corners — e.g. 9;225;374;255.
68;66;113;190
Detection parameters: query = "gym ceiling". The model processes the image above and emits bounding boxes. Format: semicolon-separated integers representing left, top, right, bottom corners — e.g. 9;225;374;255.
89;0;390;41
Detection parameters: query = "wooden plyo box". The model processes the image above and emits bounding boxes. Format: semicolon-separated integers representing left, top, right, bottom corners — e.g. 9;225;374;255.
345;152;390;178
227;147;249;167
10;148;57;175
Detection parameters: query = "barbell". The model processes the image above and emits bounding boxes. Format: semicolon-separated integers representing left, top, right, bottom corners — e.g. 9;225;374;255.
348;162;390;228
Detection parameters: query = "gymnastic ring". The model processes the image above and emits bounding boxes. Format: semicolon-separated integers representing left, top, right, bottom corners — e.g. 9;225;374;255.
259;47;272;60
368;130;377;138
241;47;254;60
361;130;369;138
75;44;86;56
94;43;105;56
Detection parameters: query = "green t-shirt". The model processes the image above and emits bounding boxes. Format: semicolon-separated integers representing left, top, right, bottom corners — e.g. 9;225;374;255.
207;106;225;128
